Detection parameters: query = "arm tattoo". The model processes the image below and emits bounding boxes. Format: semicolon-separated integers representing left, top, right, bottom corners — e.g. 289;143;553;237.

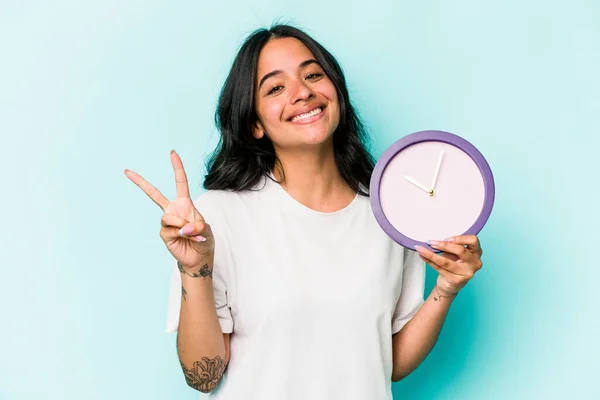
181;286;187;301
178;261;213;279
179;356;228;393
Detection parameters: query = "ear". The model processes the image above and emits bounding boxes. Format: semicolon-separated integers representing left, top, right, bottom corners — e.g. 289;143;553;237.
252;120;265;139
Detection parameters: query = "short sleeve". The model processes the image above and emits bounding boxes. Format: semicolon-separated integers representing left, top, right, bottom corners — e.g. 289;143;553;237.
392;248;426;334
164;193;234;334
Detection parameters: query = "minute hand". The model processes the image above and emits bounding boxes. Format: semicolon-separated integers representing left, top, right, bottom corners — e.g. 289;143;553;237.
430;150;444;191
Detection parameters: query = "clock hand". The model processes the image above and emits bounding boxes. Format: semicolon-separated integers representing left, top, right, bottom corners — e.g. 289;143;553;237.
431;150;444;191
404;175;431;194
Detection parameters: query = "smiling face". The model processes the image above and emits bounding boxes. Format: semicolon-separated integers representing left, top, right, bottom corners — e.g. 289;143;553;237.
253;37;340;150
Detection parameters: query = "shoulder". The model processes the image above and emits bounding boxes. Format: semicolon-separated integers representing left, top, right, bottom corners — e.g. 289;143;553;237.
192;189;232;210
192;175;272;221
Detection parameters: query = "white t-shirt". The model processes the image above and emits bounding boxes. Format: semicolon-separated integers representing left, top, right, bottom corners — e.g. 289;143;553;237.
166;175;426;399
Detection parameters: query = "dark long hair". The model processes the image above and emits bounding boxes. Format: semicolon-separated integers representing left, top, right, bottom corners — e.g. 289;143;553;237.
203;24;375;196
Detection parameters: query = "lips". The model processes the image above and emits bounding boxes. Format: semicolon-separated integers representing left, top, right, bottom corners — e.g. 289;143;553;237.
288;104;326;123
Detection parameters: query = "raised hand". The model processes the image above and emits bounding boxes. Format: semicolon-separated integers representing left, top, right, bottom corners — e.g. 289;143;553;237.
124;150;214;271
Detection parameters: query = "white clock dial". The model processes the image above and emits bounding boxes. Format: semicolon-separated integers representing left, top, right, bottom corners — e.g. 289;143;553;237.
379;141;485;242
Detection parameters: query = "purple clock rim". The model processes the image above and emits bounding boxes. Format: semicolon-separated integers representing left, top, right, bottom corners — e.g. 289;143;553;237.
369;130;496;251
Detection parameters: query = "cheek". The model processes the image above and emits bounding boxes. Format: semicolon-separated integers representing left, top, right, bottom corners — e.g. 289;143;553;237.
321;82;339;113
259;100;286;126
327;90;340;123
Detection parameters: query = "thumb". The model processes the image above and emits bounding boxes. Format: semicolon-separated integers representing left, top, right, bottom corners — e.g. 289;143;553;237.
179;221;212;238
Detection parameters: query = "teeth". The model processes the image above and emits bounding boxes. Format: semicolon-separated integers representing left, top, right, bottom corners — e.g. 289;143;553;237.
291;107;322;122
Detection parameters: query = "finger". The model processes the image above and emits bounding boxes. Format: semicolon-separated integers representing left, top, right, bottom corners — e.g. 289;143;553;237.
415;245;459;273
170;150;190;199
418;254;455;282
160;226;182;241
124;169;169;210
179;221;212;238
161;227;206;243
440;252;460;262
161;213;188;228
426;240;473;263
444;235;482;255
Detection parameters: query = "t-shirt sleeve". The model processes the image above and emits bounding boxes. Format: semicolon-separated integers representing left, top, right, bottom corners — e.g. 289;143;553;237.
392;248;426;334
165;193;234;334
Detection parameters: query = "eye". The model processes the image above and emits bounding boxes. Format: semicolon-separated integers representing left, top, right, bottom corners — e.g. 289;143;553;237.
267;85;283;95
306;73;323;80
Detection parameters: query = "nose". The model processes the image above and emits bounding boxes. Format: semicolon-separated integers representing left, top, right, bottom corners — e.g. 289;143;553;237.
290;79;314;104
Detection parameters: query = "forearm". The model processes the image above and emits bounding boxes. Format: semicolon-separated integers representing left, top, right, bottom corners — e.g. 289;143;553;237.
391;287;454;381
177;256;228;393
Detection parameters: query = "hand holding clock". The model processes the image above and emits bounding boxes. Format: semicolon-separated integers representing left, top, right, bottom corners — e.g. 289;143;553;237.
415;235;483;297
371;130;494;298
404;149;483;296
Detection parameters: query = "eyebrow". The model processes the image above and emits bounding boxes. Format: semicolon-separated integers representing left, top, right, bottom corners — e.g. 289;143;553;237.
258;59;320;90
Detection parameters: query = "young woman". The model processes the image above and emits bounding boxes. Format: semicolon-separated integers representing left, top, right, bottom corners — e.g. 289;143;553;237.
125;24;484;400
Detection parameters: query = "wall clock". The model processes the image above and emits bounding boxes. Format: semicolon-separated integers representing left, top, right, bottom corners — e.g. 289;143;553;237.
370;130;495;252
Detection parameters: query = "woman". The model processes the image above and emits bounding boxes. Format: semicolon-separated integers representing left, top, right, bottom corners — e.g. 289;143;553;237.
125;24;483;399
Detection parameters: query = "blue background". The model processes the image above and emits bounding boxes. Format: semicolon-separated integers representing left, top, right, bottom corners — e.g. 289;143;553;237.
1;0;598;399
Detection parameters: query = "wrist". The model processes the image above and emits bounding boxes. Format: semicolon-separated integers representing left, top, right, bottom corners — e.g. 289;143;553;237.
433;284;458;301
177;260;214;279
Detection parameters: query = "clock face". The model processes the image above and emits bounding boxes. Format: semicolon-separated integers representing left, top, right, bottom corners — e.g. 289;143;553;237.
370;130;495;251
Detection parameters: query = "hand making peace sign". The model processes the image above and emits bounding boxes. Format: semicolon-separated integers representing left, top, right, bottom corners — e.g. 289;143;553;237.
124;150;214;270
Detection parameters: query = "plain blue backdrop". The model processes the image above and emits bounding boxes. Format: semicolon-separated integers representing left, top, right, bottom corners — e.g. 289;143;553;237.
0;0;598;399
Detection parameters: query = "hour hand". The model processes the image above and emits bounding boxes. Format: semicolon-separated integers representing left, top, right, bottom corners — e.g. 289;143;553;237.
404;175;430;194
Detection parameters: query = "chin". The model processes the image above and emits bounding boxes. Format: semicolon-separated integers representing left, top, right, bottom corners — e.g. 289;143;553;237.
299;127;335;145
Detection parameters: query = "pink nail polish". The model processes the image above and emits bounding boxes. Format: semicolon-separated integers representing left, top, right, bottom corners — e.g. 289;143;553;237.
179;225;193;236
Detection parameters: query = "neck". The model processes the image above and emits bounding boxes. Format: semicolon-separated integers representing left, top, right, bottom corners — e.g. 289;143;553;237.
272;143;355;212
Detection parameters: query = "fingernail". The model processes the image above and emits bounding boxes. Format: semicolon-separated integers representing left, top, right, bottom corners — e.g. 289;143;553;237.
444;237;455;242
427;240;440;247
191;235;207;242
179;225;193;236
414;245;424;253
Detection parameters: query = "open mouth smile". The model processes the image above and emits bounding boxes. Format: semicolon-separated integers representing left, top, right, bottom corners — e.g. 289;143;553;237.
289;106;325;124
